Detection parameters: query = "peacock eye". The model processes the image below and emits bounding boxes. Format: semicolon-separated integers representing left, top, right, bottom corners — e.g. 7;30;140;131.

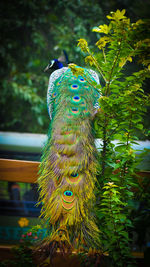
72;95;81;102
71;84;79;89
64;190;73;197
52;92;57;97
71;173;78;178
72;108;78;112
79;78;85;82
74;95;80;100
57;81;61;85
72;76;77;80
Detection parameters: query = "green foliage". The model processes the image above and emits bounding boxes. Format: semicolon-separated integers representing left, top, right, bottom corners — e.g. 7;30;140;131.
1;1;150;133
99;182;134;266
1;73;48;132
0;225;43;267
129;173;150;250
0;244;34;267
0;0;104;133
71;9;150;266
0;0;51;132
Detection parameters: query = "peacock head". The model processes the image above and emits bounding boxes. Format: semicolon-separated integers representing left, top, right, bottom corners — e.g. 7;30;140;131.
44;59;64;72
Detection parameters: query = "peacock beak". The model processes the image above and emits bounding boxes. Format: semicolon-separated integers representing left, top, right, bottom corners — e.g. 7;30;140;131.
44;64;51;72
44;60;55;72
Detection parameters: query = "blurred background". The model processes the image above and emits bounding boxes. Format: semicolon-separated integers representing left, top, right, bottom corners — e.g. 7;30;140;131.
0;0;150;134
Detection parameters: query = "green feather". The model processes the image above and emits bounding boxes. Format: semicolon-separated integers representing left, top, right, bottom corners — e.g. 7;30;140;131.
38;68;101;255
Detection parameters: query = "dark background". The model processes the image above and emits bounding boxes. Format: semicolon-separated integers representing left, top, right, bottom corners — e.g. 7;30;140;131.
0;0;150;134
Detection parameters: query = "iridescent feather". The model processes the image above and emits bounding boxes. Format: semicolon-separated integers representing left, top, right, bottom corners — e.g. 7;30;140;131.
37;67;100;259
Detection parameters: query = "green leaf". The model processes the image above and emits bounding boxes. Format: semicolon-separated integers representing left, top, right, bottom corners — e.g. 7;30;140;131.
136;124;143;130
115;145;127;152
119;231;129;239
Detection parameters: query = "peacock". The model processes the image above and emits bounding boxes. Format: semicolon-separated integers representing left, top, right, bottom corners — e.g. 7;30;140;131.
37;56;101;261
44;50;69;72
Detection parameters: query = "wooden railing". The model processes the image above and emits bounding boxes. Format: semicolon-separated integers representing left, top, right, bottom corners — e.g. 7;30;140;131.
0;158;39;183
0;158;150;183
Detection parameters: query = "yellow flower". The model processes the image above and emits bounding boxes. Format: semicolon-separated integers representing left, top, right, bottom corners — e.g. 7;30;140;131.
107;182;114;186
107;182;118;188
107;9;126;21
77;39;89;53
92;24;112;34
96;37;111;49
127;56;132;62
119;56;132;68
18;217;29;228
135;19;144;25
132;19;144;29
128;149;133;155
85;55;95;66
68;63;84;77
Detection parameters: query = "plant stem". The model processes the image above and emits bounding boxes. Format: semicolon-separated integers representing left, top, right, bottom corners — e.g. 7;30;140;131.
102;48;106;63
106;40;122;95
89;51;107;83
108;188;124;266
101;116;108;177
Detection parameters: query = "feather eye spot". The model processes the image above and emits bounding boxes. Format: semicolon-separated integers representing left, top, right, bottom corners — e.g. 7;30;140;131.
74;95;80;100
79;78;85;82
71;84;79;90
67;173;81;184
64;190;73;197
62;190;75;209
84;109;88;113
81;101;86;106
62;202;74;210
52;92;57;98
71;107;79;114
72;95;80;102
72;76;77;80
57;81;61;85
71;173;78;177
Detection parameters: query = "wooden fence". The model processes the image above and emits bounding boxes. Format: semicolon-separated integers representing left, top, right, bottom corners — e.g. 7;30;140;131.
0;158;150;183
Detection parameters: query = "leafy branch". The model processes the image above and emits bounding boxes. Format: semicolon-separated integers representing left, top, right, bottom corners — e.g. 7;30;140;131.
74;9;150;266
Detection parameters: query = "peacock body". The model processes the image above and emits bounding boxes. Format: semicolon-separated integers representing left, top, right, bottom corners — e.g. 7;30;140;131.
38;66;100;255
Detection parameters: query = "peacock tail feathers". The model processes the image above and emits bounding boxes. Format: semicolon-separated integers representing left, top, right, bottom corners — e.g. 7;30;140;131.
38;67;101;257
